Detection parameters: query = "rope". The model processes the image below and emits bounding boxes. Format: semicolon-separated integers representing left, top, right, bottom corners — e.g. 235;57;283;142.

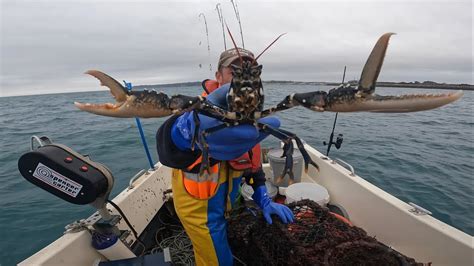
150;209;246;265
153;228;195;265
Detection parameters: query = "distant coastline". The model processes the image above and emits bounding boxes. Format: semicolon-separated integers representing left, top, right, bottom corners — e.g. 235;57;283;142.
263;80;474;91
2;80;472;98
135;80;473;91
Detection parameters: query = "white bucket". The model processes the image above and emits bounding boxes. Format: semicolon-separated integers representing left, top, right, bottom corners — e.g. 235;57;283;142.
241;181;278;201
267;149;303;187
285;182;330;206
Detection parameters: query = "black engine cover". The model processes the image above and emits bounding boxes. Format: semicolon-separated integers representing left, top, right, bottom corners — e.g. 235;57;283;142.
18;144;110;205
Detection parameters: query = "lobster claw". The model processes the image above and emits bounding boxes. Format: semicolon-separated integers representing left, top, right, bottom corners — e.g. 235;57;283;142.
357;32;395;95
346;32;463;113
74;70;203;118
287;33;463;113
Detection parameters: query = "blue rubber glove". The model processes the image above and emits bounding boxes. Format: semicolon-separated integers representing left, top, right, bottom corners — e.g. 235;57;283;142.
252;186;294;224
171;84;280;160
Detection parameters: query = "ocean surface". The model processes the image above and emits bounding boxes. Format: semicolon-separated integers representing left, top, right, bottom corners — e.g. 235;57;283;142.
0;84;472;265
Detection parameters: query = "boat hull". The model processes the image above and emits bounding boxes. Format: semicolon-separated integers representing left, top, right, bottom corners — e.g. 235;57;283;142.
20;146;473;265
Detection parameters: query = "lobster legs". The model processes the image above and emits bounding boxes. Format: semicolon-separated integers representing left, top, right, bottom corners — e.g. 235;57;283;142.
194;116;320;185
194;120;229;175
258;123;320;185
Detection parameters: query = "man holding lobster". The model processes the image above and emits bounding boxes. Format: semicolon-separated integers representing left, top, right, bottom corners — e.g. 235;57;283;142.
73;29;464;265
156;48;294;265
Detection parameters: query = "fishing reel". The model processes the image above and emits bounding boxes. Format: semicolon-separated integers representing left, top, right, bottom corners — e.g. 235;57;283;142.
324;134;344;149
323;133;344;156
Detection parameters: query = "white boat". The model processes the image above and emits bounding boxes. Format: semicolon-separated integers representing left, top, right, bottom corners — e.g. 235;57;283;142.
19;142;473;266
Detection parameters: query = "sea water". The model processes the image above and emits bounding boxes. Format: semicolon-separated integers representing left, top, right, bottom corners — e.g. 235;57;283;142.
0;84;472;264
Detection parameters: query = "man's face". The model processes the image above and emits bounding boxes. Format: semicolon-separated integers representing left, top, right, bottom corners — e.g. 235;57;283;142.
215;66;233;85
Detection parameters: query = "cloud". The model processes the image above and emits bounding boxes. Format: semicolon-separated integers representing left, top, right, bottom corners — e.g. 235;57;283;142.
1;0;472;97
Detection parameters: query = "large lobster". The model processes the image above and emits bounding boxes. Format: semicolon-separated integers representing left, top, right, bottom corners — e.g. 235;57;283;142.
74;32;463;184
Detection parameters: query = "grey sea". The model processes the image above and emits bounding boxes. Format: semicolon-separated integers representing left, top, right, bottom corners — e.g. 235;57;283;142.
0;84;472;265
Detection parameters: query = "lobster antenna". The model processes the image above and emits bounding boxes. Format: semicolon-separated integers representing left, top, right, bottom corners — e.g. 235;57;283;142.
225;24;243;66
254;33;287;63
215;3;227;50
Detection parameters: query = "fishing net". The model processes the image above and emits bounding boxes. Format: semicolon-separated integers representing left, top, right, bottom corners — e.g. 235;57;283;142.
228;199;421;266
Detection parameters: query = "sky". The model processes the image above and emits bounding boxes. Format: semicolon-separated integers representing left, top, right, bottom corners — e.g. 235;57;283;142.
0;0;472;97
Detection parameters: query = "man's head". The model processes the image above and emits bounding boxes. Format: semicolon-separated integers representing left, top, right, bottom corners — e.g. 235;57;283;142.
215;48;255;85
215;48;264;117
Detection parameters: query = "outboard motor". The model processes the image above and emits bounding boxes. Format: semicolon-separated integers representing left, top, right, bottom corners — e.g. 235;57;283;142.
18;136;136;260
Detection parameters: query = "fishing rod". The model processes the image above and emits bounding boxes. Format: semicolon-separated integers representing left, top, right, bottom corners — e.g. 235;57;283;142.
323;66;346;156
198;13;212;73
215;3;227;50
230;0;245;48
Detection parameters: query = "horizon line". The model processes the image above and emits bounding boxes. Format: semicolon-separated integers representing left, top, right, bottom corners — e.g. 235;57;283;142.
1;79;472;98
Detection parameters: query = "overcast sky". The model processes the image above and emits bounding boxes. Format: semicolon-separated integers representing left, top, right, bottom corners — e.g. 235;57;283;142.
0;0;472;97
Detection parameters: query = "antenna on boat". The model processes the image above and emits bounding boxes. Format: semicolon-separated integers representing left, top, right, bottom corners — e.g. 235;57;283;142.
230;0;245;48
323;66;346;156
199;13;213;73
215;3;227;50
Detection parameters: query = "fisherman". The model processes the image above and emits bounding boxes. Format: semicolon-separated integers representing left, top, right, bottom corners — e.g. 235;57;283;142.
156;48;294;265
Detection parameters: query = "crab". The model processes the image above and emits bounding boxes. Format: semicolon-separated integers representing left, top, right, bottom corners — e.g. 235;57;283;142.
74;32;463;185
